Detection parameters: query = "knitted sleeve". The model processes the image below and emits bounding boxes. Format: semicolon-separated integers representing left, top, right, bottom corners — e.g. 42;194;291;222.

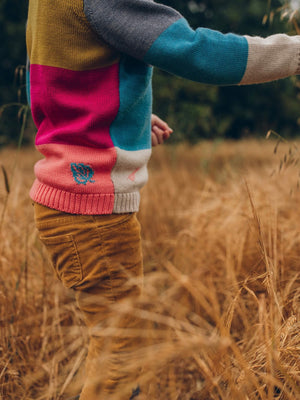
84;0;300;85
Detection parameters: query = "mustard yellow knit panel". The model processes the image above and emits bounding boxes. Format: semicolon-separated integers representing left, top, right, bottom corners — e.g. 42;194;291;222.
27;0;120;70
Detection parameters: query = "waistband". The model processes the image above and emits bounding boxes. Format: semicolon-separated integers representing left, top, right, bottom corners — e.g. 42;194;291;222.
30;179;140;215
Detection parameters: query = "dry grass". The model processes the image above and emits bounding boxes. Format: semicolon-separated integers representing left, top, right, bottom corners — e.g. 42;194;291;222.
0;139;299;399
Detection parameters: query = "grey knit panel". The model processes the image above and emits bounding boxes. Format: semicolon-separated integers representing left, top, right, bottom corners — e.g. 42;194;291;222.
84;0;182;59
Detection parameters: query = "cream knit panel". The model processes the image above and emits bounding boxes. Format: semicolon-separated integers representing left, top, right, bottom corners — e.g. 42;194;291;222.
240;34;300;85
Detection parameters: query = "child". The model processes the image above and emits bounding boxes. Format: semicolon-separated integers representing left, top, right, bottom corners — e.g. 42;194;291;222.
26;0;300;399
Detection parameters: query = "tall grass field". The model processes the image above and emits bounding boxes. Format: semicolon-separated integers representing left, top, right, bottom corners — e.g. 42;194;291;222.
0;139;299;399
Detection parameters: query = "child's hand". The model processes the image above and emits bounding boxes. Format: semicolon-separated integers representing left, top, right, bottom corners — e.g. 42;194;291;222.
151;114;173;146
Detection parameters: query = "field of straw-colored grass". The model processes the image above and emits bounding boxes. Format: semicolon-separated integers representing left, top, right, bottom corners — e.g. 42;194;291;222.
0;139;299;400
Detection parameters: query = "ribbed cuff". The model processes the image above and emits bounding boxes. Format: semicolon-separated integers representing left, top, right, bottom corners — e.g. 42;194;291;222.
113;191;140;213
30;180;140;215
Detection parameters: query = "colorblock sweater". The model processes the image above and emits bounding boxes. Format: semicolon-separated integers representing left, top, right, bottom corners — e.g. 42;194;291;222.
26;0;300;215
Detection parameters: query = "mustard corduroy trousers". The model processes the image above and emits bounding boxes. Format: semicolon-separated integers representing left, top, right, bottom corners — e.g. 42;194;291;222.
34;203;144;400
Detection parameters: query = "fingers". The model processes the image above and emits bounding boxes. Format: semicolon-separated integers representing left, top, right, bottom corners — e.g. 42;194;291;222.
151;114;173;133
152;125;165;145
151;127;172;146
151;132;159;146
151;114;173;147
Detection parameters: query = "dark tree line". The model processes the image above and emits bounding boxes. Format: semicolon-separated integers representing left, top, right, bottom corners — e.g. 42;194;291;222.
0;0;28;145
0;0;299;145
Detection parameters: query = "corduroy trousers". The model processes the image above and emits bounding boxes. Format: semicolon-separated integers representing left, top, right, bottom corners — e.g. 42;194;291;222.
34;203;144;400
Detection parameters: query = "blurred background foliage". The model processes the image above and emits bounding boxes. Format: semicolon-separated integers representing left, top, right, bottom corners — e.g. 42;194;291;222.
0;0;300;146
0;0;28;146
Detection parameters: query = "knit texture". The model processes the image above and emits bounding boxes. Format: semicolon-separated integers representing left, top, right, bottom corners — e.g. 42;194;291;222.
26;0;300;214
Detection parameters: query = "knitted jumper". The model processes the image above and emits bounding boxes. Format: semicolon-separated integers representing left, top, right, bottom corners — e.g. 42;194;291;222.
26;0;300;215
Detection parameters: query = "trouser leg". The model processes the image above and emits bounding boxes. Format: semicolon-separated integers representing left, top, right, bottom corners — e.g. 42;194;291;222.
75;214;144;400
34;204;145;400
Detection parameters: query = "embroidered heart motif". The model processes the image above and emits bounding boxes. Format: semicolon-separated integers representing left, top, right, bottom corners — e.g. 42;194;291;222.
70;163;95;185
128;167;140;182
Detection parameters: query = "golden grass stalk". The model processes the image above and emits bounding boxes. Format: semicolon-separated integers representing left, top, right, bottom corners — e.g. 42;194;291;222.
0;140;299;399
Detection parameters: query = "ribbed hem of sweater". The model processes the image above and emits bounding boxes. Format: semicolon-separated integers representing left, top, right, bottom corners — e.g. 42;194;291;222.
30;180;140;215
